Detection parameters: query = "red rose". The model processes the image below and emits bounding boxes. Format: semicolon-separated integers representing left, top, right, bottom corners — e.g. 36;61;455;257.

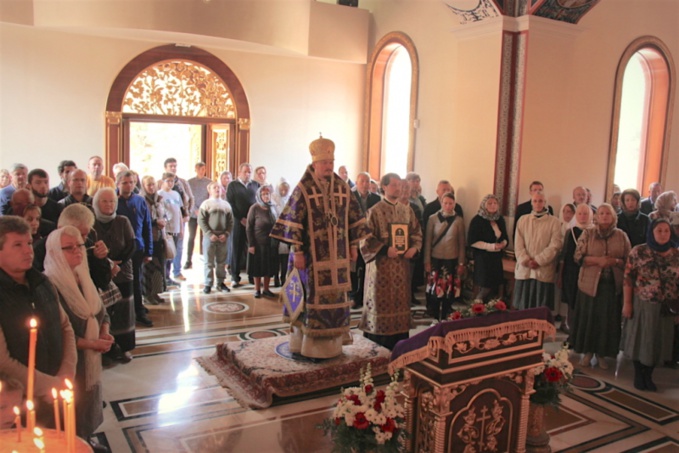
374;401;382;411
353;412;370;430
471;303;486;314
364;384;374;394
450;311;463;320
544;367;563;382
375;390;386;403
347;394;362;405
381;418;396;433
495;301;507;311
335;417;342;425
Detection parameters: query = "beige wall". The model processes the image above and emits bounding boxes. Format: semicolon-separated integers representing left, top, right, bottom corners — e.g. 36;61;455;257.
0;23;366;186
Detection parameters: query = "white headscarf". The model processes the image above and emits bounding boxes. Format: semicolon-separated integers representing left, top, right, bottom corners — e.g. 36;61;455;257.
44;226;103;391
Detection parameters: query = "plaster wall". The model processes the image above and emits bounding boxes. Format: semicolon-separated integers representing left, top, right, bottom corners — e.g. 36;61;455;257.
0;24;365;186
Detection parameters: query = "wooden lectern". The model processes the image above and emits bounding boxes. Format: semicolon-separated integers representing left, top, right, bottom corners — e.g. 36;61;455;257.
389;307;555;453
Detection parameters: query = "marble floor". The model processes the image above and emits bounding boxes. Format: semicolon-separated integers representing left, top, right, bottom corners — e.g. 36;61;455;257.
94;257;679;453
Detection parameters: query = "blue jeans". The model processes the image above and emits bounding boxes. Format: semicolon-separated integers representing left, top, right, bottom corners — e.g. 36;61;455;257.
165;233;183;279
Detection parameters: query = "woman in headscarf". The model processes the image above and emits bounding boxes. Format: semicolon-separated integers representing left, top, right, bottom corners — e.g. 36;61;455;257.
44;226;114;441
559;203;593;333
272;178;291;287
468;194;508;301
622;218;679;391
570;203;631;369
93;187;137;364
424;192;466;319
617;188;650;247
246;185;278;298
649;190;677;220
140;175;167;304
559;203;576;236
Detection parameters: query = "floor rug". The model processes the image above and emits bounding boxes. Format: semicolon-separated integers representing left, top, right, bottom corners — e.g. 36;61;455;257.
195;333;391;409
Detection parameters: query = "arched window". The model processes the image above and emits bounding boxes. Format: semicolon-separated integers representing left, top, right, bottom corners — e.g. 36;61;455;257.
607;37;675;199
364;32;419;179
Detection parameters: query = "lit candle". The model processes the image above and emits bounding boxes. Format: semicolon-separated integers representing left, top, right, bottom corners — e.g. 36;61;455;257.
33;427;44;450
63;389;75;453
33;437;45;453
60;390;69;448
27;318;38;404
52;387;61;437
26;400;35;433
65;378;76;453
13;406;21;442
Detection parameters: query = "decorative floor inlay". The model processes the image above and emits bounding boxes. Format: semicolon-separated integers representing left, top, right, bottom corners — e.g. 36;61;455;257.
203;301;249;314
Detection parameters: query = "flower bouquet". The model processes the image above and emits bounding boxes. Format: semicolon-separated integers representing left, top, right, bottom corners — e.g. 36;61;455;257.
319;364;407;453
530;343;574;406
448;298;508;321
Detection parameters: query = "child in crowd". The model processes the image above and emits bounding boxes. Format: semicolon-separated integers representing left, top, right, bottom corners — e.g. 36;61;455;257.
198;182;234;294
158;172;184;286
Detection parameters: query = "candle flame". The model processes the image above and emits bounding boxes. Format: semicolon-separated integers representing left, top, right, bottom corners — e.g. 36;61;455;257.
29;318;37;328
52;388;58;399
34;438;45;450
13;406;20;415
33;427;43;436
26;400;34;411
64;378;73;390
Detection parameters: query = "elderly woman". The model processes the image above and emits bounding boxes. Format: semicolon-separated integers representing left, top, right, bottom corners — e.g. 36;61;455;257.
468;194;508;301
93;187;137;364
44;226;114;442
272;179;291;287
424;192;466;318
140;175;167;304
247;185;278;298
571;203;631;369
617;188;650;247
649;190;677;220
559;203;593;334
622;218;679;391
559;203;576;236
513;192;563;310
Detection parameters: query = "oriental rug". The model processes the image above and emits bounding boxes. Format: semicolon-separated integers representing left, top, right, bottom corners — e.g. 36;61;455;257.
195;333;391;409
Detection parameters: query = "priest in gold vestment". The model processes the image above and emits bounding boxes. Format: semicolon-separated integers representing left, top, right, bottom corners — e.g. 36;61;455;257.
270;136;371;359
360;173;422;350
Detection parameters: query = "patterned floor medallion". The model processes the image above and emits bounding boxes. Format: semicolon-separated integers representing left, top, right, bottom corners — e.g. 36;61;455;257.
203;302;249;314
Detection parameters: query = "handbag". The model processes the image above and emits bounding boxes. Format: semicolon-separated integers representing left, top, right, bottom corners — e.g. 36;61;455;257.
98;281;123;308
165;232;176;260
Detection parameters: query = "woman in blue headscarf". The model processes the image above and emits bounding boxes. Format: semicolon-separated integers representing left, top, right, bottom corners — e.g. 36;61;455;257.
246;185;278;298
622;218;679;391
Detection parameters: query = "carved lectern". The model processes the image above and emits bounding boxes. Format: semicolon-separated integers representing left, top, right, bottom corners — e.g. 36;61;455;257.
389;307;555;453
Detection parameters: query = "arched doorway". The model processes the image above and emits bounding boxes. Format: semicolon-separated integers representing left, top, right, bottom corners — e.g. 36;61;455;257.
105;44;251;179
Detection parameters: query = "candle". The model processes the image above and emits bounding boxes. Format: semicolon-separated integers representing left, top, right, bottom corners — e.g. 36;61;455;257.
33;437;45;453
52;387;61;437
13;406;21;442
60;390;69;448
26;400;35;433
27;318;38;404
65;378;76;452
63;389;75;453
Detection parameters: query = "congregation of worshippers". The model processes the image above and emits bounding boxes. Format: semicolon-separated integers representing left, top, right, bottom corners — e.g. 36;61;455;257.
1;142;679;451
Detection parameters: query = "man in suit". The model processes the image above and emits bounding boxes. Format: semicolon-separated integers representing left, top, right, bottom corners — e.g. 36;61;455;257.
226;163;258;287
350;172;381;307
513;180;554;241
640;182;662;215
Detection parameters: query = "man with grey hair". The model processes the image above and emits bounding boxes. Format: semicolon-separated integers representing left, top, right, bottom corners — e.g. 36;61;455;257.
0;163;28;215
640;182;662;215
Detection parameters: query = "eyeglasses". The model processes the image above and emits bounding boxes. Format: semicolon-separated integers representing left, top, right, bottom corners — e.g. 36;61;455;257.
61;244;86;253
